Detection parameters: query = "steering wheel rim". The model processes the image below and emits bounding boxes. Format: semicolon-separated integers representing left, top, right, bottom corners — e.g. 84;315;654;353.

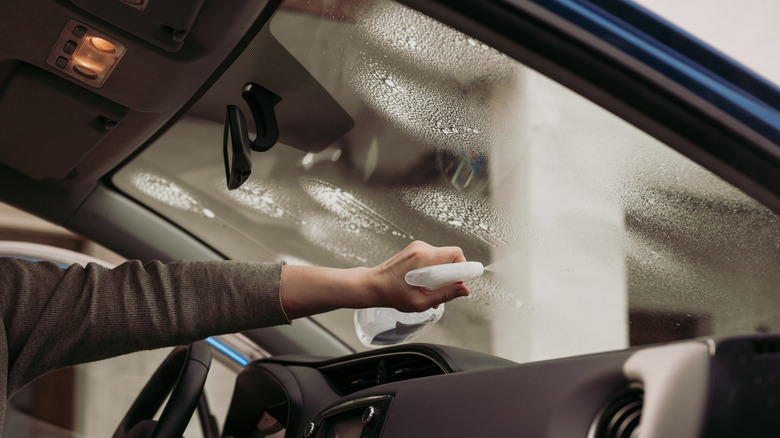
113;341;212;438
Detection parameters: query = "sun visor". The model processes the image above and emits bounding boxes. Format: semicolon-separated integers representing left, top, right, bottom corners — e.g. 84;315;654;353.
69;0;206;52
0;64;127;179
188;27;354;153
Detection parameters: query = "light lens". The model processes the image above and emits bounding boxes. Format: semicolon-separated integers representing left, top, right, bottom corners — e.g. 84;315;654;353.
71;36;123;80
89;37;117;54
72;64;98;80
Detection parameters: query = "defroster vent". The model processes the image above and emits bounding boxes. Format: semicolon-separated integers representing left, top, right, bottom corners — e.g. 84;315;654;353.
319;352;449;396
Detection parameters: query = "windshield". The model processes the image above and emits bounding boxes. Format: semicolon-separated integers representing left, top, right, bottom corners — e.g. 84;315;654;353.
113;0;780;363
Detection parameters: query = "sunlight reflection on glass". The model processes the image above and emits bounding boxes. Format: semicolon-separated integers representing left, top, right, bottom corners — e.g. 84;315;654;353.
403;187;510;246
131;172;217;220
220;179;305;225
300;148;343;171
302;178;414;240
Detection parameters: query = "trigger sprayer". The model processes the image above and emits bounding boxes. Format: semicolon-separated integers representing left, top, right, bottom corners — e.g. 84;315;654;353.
404;261;484;290
354;261;485;347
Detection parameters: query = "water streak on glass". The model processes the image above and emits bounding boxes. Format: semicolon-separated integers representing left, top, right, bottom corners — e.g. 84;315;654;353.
459;275;520;319
357;0;511;79
301;178;413;240
298;217;371;266
131;171;215;219
349;58;486;151
403;187;509;246
342;0;519;155
220;179;304;225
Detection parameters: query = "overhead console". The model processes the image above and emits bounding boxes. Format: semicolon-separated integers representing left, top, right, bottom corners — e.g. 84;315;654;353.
221;336;780;438
0;0;285;221
68;0;206;52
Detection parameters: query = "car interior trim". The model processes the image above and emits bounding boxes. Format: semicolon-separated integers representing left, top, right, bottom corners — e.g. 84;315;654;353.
204;337;250;368
622;341;710;438
317;351;451;375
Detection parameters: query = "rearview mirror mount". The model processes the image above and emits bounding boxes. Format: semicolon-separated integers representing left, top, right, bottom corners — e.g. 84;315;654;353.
223;83;281;190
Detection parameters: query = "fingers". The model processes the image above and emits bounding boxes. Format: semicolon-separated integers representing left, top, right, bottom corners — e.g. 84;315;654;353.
443;246;467;264
439;281;470;302
398;241;466;269
372;241;471;312
415;281;470;311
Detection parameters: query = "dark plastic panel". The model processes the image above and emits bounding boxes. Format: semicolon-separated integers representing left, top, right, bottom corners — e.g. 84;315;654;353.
189;28;355;153
0;64;126;179
704;335;780;437
69;0;206;51
322;352;632;438
225;345;633;438
65;183;223;262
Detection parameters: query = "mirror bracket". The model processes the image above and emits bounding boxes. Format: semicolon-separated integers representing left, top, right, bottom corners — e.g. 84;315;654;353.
223;83;281;190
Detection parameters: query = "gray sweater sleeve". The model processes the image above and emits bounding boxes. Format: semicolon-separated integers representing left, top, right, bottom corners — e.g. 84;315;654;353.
0;257;290;396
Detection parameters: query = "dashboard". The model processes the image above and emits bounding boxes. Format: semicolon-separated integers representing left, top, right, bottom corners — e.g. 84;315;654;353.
219;335;780;438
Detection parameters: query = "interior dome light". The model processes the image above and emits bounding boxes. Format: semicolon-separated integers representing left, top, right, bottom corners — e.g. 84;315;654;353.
89;37;117;54
47;20;127;88
72;64;98;80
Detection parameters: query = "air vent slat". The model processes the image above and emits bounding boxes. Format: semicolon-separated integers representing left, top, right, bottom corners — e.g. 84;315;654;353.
320;352;448;395
593;387;643;438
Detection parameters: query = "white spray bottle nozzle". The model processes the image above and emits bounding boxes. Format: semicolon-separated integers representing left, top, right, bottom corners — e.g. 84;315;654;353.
405;261;485;290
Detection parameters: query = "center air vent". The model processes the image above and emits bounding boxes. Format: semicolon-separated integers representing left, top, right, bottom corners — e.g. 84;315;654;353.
319;352;449;396
592;387;643;438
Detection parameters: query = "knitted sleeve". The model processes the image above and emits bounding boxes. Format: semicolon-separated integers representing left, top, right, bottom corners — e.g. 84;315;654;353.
0;258;290;395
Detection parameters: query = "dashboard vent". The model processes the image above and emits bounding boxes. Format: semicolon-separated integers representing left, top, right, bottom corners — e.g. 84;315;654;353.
592;387;643;438
319;352;449;396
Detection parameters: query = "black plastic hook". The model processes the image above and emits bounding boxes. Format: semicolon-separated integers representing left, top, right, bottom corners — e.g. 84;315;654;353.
223;83;281;190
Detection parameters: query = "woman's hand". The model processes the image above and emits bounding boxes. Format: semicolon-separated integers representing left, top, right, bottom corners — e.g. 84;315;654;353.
366;241;470;312
280;241;471;319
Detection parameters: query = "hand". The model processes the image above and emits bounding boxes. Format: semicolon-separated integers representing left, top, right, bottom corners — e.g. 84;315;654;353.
280;241;471;319
366;241;471;312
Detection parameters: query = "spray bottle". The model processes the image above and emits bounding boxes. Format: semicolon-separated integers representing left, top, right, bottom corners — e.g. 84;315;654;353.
354;261;484;347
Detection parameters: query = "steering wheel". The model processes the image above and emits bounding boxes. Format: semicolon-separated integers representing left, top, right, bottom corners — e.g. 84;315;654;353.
113;341;212;438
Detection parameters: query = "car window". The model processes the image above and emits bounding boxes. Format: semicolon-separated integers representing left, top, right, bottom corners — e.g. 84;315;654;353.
114;0;780;363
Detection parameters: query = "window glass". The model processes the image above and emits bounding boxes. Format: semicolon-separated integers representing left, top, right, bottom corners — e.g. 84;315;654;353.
114;0;780;363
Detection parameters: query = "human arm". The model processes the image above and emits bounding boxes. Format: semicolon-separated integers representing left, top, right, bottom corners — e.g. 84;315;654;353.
0;258;288;394
280;240;471;319
0;241;470;394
